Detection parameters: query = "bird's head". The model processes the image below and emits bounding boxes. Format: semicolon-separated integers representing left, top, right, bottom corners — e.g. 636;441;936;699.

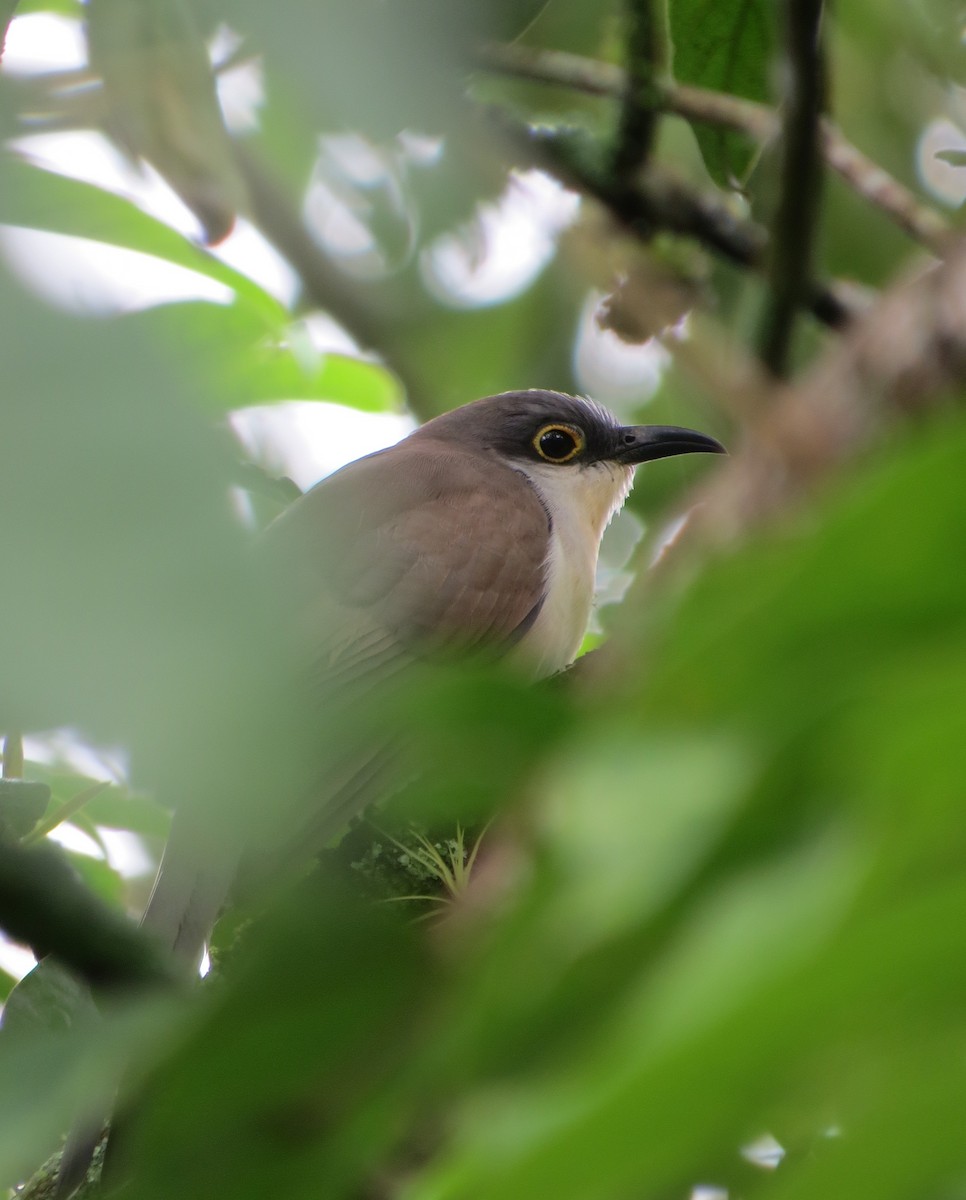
413;390;725;473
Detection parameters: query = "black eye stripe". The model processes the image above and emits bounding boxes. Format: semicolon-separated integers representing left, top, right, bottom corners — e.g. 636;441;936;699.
532;423;586;463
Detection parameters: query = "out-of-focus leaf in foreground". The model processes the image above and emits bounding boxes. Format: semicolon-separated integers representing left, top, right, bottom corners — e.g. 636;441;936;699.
0;161;281;326
108;877;438;1200
86;0;247;243
0;994;183;1191
0;264;306;840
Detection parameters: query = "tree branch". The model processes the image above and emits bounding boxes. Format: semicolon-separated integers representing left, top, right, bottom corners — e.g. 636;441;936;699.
612;0;672;179
759;0;827;376
475;42;951;258
689;238;966;543
488;109;857;329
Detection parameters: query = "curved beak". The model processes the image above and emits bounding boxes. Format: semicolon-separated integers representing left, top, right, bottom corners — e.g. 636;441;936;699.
614;424;726;465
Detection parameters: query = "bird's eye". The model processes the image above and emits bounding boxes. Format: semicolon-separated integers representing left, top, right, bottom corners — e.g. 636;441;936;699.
533;423;585;463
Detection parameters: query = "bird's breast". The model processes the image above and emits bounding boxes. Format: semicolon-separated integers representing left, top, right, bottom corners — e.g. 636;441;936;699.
510;461;634;677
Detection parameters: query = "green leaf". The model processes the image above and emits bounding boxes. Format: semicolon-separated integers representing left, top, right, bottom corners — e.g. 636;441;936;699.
0;268;308;849
0;995;184;1190
670;0;776;185
63;849;124;905
0;969;16;1003
16;0;84;14
87;0;247;243
21;765;167;840
0;159;287;329
124;302;404;414
83;791;171;840
0;779;50;840
2;959;98;1040
114;878;439;1200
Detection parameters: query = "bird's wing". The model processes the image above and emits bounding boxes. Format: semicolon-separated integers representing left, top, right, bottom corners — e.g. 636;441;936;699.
266;437;552;685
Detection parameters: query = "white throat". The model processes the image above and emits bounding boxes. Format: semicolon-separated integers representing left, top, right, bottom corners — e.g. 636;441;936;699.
511;460;635;677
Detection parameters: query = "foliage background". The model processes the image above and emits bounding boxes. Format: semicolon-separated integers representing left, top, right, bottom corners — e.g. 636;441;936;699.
1;1;966;1198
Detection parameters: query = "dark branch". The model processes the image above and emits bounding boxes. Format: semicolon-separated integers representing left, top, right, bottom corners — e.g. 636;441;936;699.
612;0;671;180
759;0;828;376
488;110;856;330
475;42;951;258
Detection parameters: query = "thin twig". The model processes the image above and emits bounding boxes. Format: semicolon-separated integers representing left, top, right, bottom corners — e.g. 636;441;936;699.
820;127;951;256
475;42;951;258
759;0;827;376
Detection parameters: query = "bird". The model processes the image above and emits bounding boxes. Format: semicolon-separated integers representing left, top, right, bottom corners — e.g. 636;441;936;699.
140;388;724;961
55;389;722;1196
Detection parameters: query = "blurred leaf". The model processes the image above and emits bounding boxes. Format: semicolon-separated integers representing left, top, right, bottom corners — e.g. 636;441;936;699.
0;160;285;328
0;969;15;1002
23;765;166;842
0;995;183;1190
87;0;247;243
112;877;438;1200
0;779;50;840
3;959;98;1040
0;268;307;843
64;849;124;905
83;790;170;839
516;0;623;56
125;302;403;414
16;0;84;14
534;731;752;946
389;663;573;829
670;0;776;185
22;780;110;846
638;416;966;732
220;0;546;140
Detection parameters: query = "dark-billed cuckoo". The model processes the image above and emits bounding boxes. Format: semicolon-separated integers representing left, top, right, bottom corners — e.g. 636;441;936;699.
143;388;724;962
56;389;722;1196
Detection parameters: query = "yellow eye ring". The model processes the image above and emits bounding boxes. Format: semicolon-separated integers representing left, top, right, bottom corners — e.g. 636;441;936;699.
533;423;585;464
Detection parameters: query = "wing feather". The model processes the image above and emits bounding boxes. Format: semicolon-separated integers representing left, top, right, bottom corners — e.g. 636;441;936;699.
265;438;551;686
